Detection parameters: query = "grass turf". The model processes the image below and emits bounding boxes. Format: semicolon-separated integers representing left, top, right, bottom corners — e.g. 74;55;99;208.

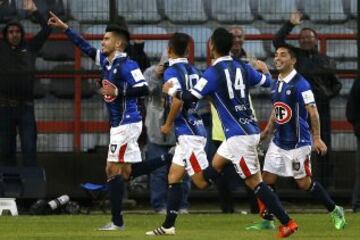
0;213;359;239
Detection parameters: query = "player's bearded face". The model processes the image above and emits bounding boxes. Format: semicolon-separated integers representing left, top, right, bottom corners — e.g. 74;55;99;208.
101;32;117;56
274;49;294;72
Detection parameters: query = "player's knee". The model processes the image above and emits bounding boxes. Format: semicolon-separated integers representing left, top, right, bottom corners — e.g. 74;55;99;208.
296;177;312;190
193;180;207;189
211;161;222;173
105;163;122;178
168;172;181;184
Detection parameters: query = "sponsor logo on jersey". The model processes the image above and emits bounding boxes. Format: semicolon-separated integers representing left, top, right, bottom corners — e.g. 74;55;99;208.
274;101;292;124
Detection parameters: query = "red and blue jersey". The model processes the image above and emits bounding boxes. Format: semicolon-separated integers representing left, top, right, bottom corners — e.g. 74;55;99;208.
271;69;315;150
65;28;147;127
190;56;271;139
164;58;207;138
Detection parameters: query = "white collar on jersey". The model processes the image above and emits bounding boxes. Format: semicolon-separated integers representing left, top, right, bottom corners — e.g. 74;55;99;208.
212;55;232;66
278;69;297;83
105;51;127;64
169;58;188;66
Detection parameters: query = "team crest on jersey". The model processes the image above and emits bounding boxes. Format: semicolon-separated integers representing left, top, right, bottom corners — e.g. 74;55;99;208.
113;69;117;74
110;144;117;153
102;79;117;103
292;162;300;171
274;101;292;124
286;90;292;95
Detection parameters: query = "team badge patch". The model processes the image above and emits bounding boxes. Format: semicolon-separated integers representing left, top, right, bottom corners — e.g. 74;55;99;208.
286;90;291;95
110;144;117;153
274;101;292;124
292;162;300;171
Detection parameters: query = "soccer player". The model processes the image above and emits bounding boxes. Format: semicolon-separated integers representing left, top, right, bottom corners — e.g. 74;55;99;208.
146;33;220;236
48;12;172;231
246;45;346;231
162;27;298;238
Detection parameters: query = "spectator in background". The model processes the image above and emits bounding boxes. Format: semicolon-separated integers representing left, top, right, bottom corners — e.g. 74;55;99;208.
144;51;190;214
346;78;360;213
273;11;342;189
114;15;150;71
228;26;247;59
0;0;51;167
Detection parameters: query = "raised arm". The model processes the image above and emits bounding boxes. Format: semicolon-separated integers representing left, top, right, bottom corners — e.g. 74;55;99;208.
273;11;302;49
48;11;97;61
306;104;327;155
26;0;51;53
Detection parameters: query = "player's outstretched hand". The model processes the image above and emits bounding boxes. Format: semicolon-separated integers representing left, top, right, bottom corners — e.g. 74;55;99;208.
160;124;172;135
313;138;327;156
253;60;269;74
48;11;68;31
162;81;174;95
290;11;302;25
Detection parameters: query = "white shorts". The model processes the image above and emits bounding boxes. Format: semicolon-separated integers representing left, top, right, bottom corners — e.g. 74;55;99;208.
263;141;312;179
217;134;261;179
172;135;208;176
107;121;142;163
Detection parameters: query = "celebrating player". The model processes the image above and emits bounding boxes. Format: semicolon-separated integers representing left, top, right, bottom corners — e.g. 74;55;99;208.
48;12;173;231
146;32;220;236
246;45;346;231
162;28;298;238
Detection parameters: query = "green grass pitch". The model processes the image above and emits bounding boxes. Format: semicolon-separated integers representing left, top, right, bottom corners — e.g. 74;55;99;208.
0;213;359;239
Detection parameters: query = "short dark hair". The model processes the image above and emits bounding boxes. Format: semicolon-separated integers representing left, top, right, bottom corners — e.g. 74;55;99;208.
105;24;130;44
300;27;318;39
168;32;190;57
275;44;297;59
211;27;233;55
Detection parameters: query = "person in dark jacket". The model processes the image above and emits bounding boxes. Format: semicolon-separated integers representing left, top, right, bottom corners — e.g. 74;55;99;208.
346;78;360;213
0;0;51;166
273;11;342;189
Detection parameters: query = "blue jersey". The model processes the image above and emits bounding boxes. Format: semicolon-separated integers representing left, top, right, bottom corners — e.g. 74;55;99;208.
164;58;207;138
65;28;147;127
190;56;271;139
271;69;315;150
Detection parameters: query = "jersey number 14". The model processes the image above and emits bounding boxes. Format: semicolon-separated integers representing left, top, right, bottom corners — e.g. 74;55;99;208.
224;68;245;99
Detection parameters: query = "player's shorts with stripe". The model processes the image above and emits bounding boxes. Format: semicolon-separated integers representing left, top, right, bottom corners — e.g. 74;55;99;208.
172;135;208;176
263;141;312;179
107;121;142;163
217;134;261;179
